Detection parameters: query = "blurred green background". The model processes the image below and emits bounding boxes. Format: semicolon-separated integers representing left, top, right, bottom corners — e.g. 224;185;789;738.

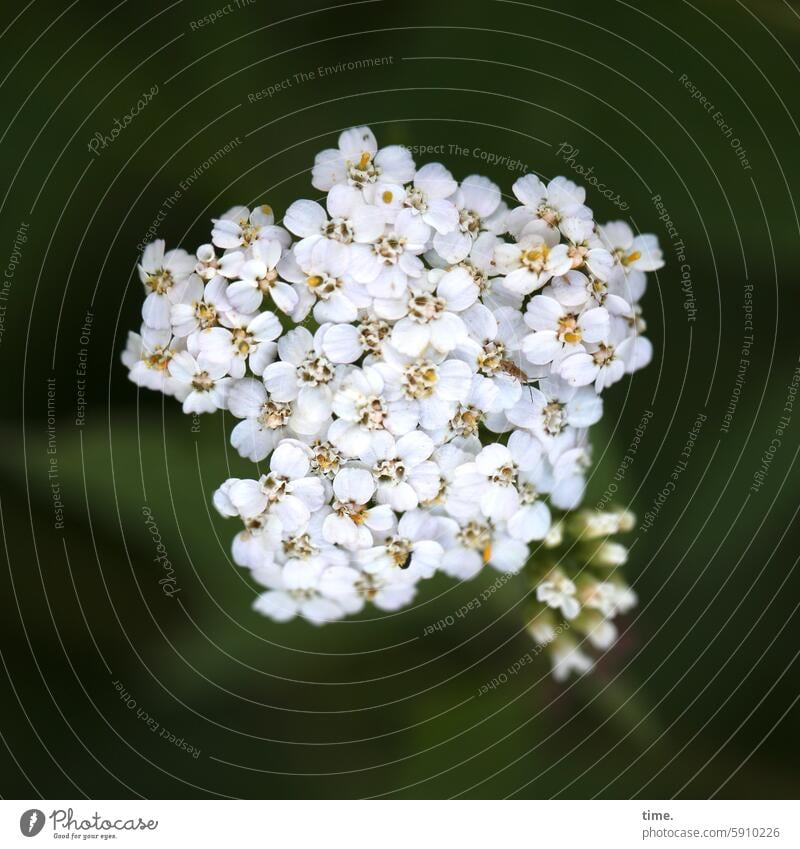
1;0;799;799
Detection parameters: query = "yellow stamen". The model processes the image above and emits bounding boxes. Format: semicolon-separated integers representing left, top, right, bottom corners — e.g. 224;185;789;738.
525;247;547;262
482;544;492;563
358;151;371;170
382;190;393;204
307;275;322;288
622;250;641;266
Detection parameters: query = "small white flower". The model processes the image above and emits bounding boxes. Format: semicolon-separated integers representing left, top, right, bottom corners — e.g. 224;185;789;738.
262;327;338;431
170;276;232;338
433;174;504;263
191;310;282;378
599;221;665;272
580;579;636;618
439;519;528;579
550;637;594;681
194;243;247;282
329;365;419;455
494;222;571;295
251;560;350;625
283;238;370;324
505;377;603;448
122;326;183;396
507;174;592;234
349;209;431;299
558;217;614;281
351;567;418;611
224;440;325;533
138;241;197;330
446;433;552;534
454;302;526;413
377;345;474;432
398;162;459;234
318;317;391;364
355;509;449;579
522;295;609;368
311;126;415;195
358;429;440;511
559;324;651;391
227;378;309;462
226;239;298;315
211;204;290;251
168;350;231;414
536;570;580;620
285;183;386;261
389;270;476;357
448;443;519;521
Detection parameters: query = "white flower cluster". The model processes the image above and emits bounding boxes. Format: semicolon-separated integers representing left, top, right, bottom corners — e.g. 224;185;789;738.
122;126;662;678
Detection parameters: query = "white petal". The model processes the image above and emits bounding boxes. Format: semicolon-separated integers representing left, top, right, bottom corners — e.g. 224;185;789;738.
507;502;551;542
475;443;513;475
277;326;313;366
226;279;261;314
523;330;561;365
384;480;418;511
436;359;472;400
512;174;547;208
333;467;375;504
300;597;344;625
365;504;395;532
229;479;269;518
395;430;434;465
284;199;327;237
391;318;431;356
429;312;467;353
271;440;310;479
263;361;298;401
272;495;310;533
230;419;276;462
525;295;564;331
253;591;297;622
142;292;171;330
579;307;610;343
321;323;363;363
437;268;479;312
558;353;597;387
228;378;268;418
488;537;528;573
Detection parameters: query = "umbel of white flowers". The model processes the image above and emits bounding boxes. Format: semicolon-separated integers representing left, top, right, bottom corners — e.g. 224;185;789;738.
122;126;663;680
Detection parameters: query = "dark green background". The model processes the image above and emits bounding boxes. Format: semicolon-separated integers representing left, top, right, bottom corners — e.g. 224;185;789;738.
1;0;798;798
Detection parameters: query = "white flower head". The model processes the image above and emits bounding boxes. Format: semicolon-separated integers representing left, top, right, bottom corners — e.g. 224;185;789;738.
123;125;657;678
